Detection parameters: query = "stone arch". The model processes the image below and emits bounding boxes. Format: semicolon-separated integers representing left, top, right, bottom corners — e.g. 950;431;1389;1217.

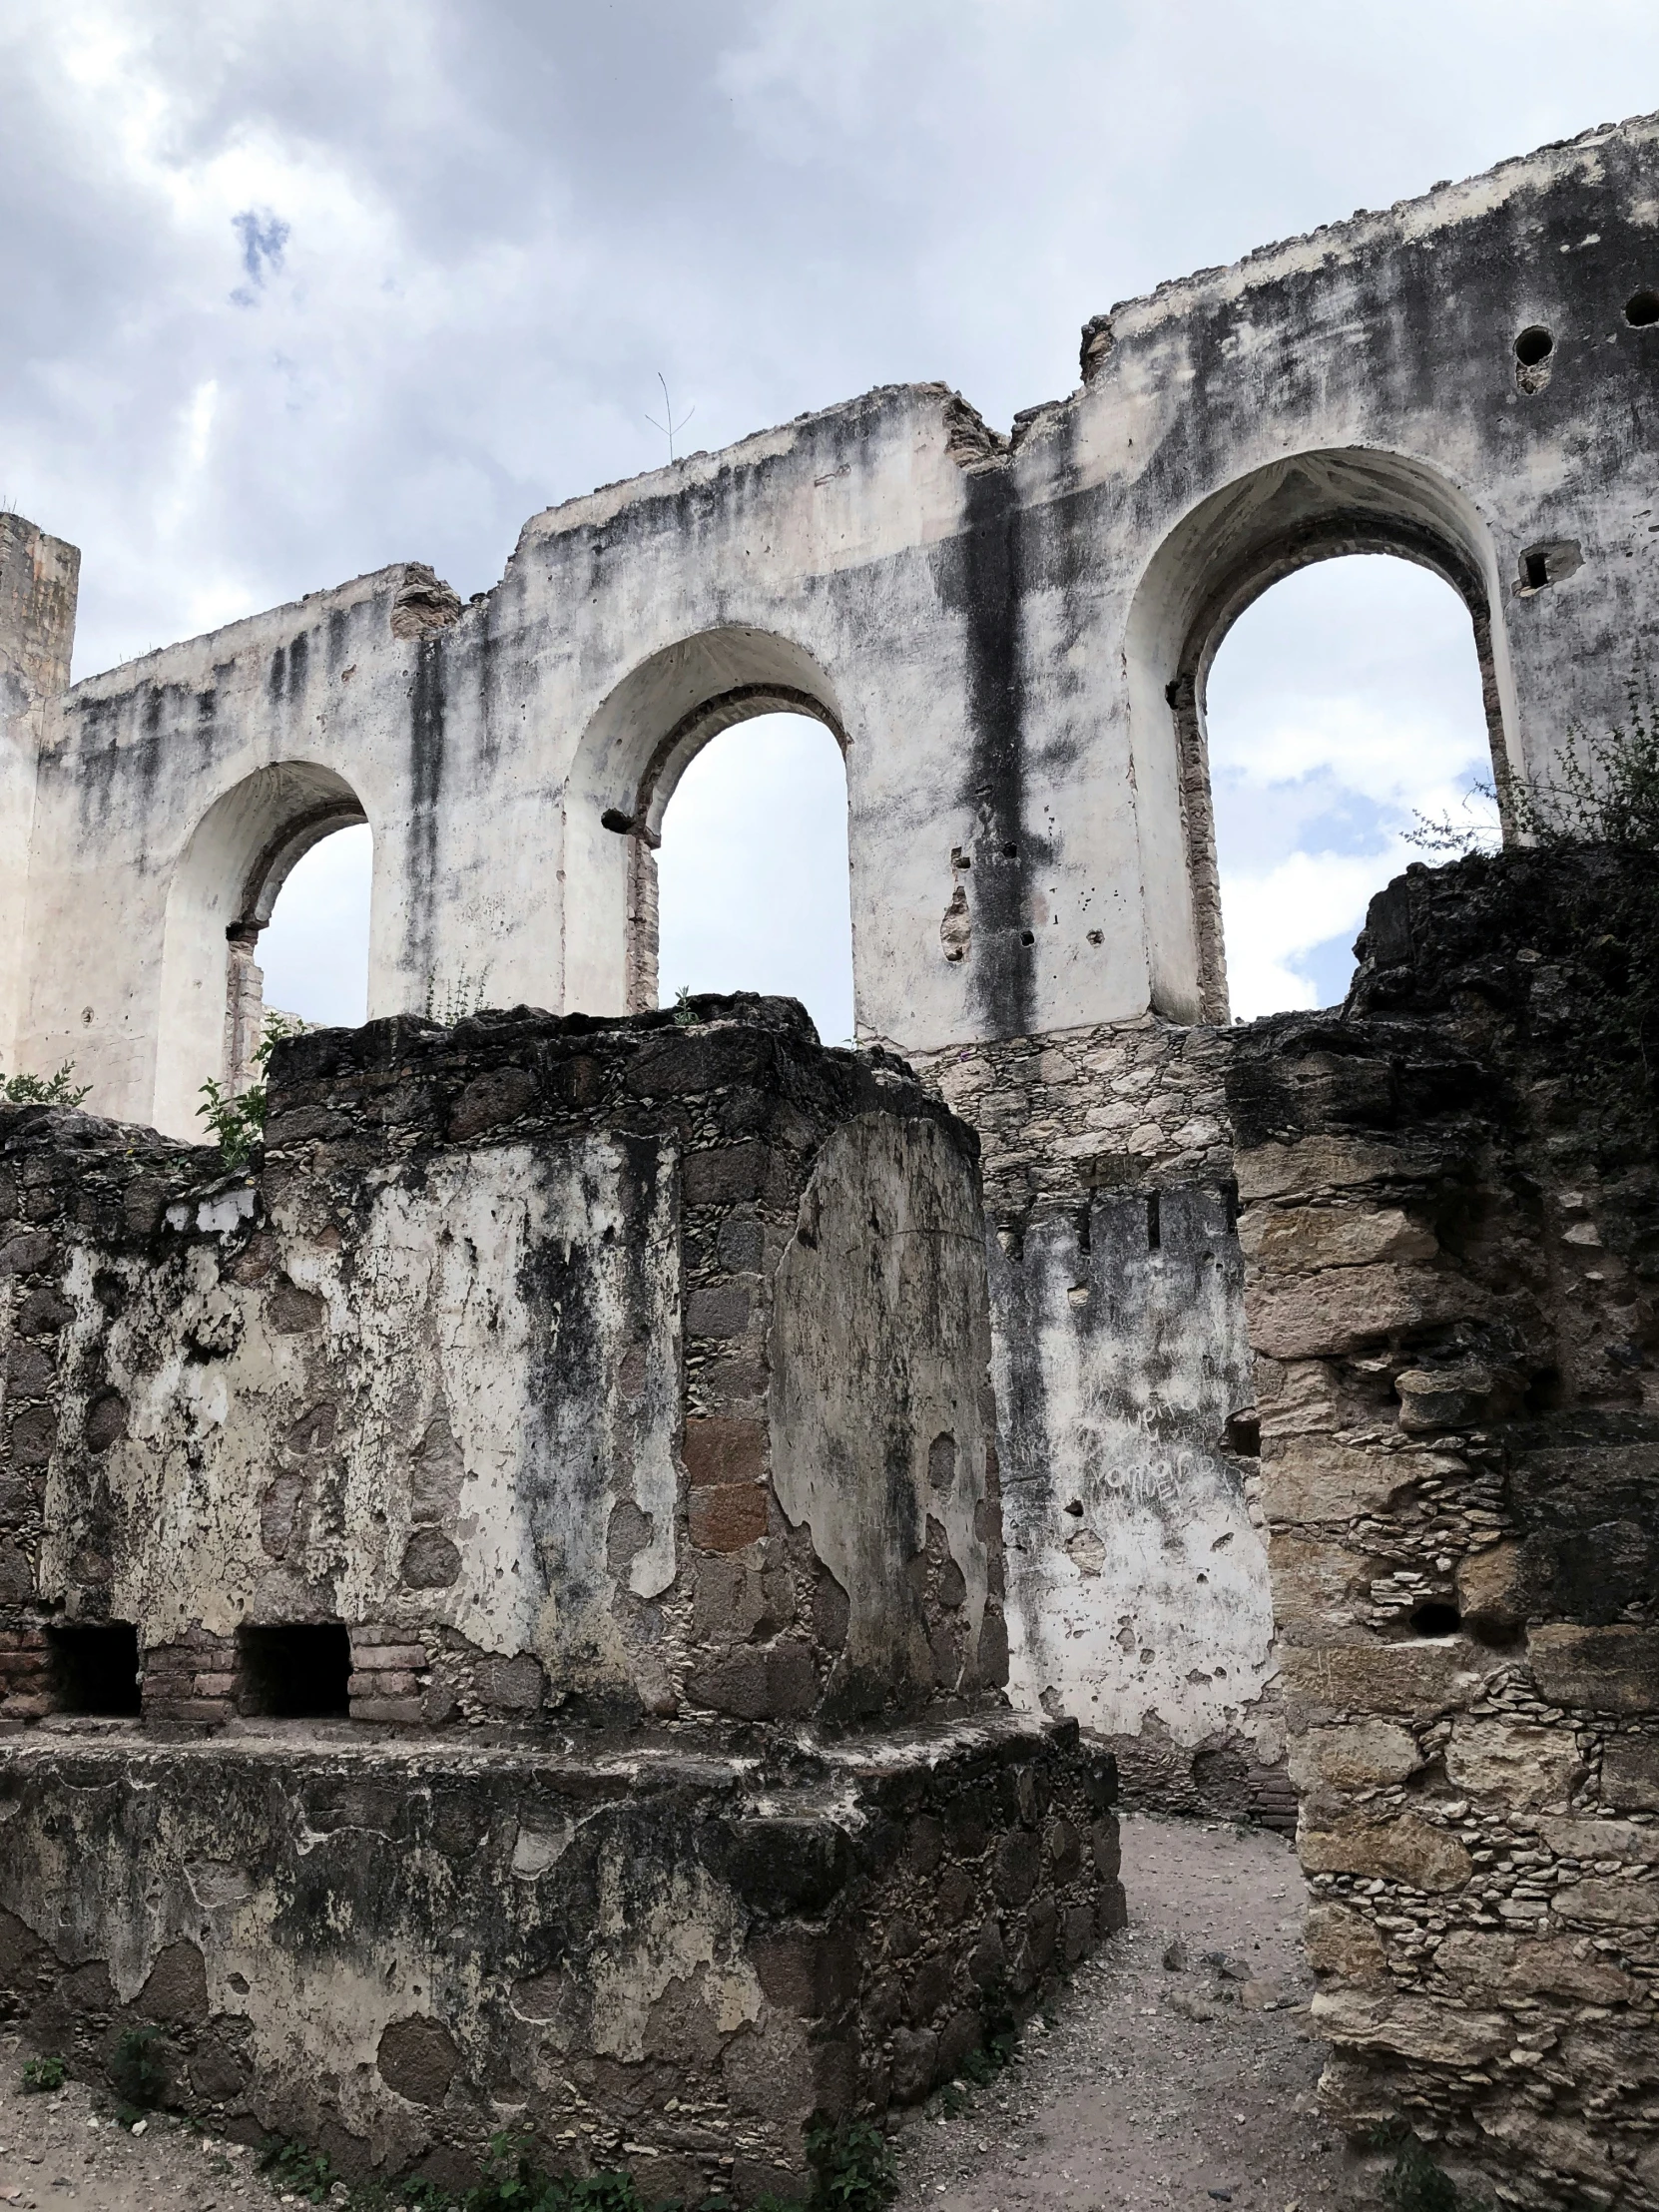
153;762;369;1138
1124;448;1520;1024
565;628;848;1017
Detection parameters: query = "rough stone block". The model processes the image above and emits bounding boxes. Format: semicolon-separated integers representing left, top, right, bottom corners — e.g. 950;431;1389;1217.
1455;1540;1529;1628
1238;1205;1435;1274
684;1284;754;1339
1435;1929;1635;2005
1311;1987;1509;2068
682;1416;767;1486
1288;1720;1421;1793
1268;1534;1370;1621
1304;1901;1388;1983
1280;1640;1496;1723
1300;1813;1472;1892
1246;1263;1477;1360
1444;1719;1580;1807
1258;1438;1419;1525
1551;1879;1659;1930
1528;1624;1659;1714
447;1067;538;1141
1601;1736;1659;1812
1234;1137;1406;1203
689;1482;769;1552
682;1142;772;1207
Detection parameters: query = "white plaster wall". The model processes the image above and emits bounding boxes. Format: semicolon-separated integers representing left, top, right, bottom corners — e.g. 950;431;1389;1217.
0;690;37;1078
43;1135;682;1701
770;1112;995;1703
994;1190;1278;1761
17;117;1659;1133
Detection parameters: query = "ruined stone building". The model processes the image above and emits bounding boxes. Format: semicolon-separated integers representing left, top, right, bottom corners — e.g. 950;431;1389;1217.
2;108;1658;2208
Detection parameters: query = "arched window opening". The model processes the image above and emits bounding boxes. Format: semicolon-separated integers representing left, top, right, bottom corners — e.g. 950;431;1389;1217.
653;712;853;1044
154;764;369;1138
250;822;374;1051
1204;556;1493;1019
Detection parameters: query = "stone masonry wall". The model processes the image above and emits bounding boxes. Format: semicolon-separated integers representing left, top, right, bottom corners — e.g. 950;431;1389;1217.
0;1715;1121;2201
0;994;1121;2198
0;995;1007;1739
916;1019;1289;1826
1228;850;1659;2210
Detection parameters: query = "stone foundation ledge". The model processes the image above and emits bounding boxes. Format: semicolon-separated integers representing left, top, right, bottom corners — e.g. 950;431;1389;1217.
0;1711;1123;2205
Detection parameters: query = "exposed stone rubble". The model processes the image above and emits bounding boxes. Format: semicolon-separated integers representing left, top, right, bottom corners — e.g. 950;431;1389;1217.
0;999;1124;2200
1227;850;1659;2210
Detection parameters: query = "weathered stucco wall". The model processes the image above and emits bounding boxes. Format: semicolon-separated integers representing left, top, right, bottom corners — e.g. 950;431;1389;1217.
0;999;1121;2195
0;1719;1122;2201
1;997;1007;1735
917;1019;1287;1820
4;115;1659;1135
1229;850;1659;2210
0;514;78;1079
7;113;1656;1804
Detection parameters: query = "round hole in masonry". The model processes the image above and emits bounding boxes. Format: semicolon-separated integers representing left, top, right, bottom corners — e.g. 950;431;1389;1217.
1020;930;1035;945
1514;325;1554;366
1409;1600;1461;1638
1001;842;1019;858
1064;1499;1084;1517
1625;289;1659;327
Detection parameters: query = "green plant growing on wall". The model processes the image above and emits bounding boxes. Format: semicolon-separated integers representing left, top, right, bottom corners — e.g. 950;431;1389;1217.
197;1013;298;1169
1409;673;1659;856
422;970;490;1026
801;2115;897;2212
109;2023;168;2115
20;2053;67;2091
0;1061;91;1106
259;2138;337;2204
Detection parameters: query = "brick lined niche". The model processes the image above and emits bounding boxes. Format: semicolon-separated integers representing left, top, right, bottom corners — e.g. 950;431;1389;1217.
46;1621;140;1715
238;1624;351;1718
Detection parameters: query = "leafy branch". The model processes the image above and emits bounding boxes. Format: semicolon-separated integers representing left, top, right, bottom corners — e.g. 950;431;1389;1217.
0;1060;91;1107
197;1013;299;1169
1408;672;1659;857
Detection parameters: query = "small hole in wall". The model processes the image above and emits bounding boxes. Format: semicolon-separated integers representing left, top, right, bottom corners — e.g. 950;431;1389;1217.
1020;930;1035;946
1410;1600;1461;1638
1001;842;1019;858
1514;325;1554;366
1086;928;1103;945
1222;1408;1261;1457
1523;548;1551;590
1064;1498;1084;1517
47;1621;141;1716
238;1623;351;1717
1146;1191;1162;1252
1625;289;1659;326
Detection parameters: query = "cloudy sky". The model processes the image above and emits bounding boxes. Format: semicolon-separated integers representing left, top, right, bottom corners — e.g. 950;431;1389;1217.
6;2;1654;1039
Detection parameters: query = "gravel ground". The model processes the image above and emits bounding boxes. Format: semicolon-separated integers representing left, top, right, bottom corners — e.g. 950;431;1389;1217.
890;1812;1378;2212
0;1814;1374;2212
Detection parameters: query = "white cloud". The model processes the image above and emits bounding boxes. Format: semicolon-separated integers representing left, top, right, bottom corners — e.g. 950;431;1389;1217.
1207;557;1500;1016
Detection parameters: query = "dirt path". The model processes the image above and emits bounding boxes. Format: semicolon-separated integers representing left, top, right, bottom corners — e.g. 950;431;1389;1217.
891;1813;1373;2212
0;1815;1371;2212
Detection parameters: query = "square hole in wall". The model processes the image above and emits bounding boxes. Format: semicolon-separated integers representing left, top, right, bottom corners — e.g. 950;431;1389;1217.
237;1623;351;1718
47;1621;141;1715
